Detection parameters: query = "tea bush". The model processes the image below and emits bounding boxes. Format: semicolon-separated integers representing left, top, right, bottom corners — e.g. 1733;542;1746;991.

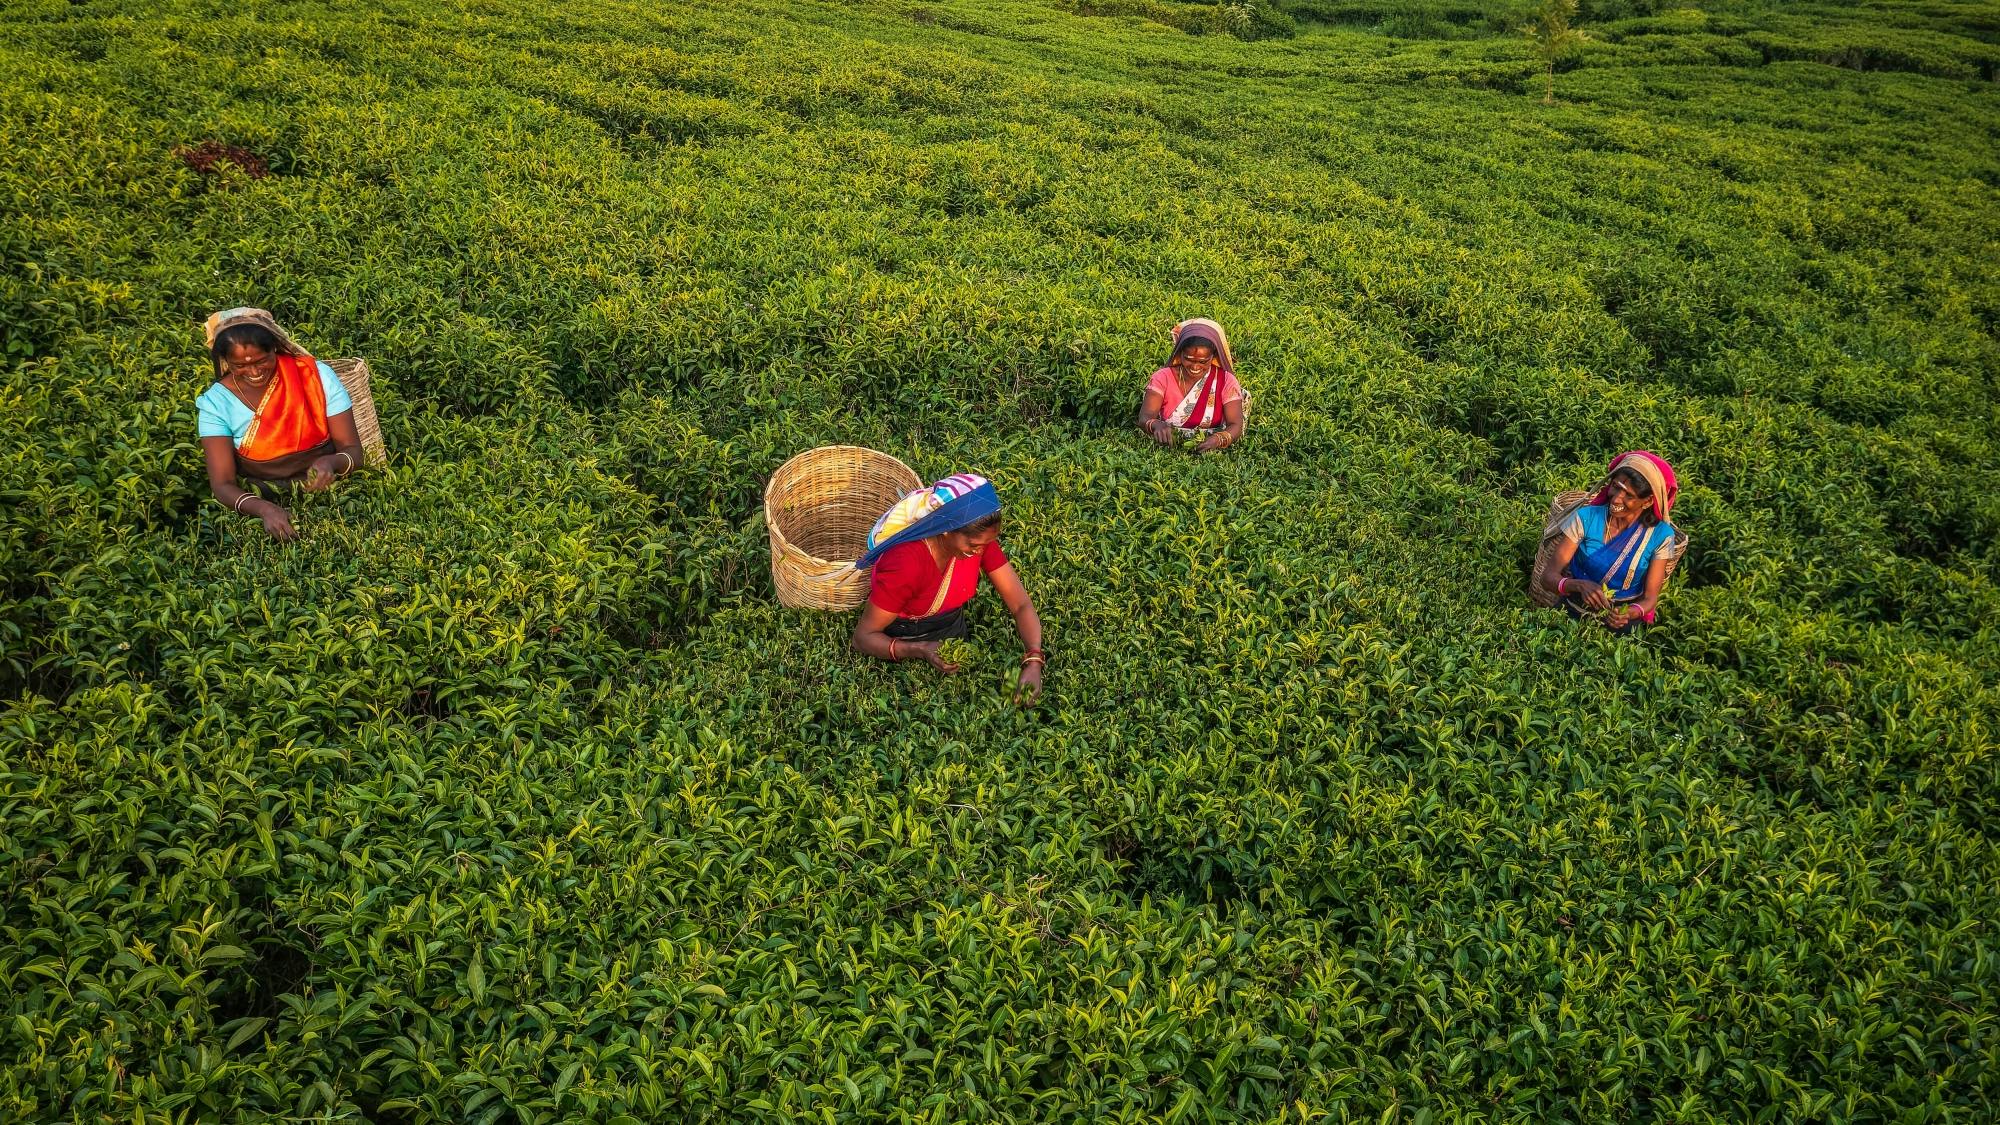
4;0;1998;1121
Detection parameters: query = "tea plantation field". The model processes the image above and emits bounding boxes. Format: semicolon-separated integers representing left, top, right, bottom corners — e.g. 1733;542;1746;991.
4;0;1998;1120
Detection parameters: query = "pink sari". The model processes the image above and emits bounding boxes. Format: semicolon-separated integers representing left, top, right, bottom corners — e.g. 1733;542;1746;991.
1158;317;1244;431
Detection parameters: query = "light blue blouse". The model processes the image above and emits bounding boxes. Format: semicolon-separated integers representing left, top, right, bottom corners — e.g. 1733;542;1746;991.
1560;503;1679;600
195;361;352;448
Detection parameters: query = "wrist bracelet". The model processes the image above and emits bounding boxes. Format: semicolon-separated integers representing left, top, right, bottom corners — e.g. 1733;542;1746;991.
336;451;354;473
1557;576;1569;596
888;639;900;661
1022;654;1045;667
233;493;256;514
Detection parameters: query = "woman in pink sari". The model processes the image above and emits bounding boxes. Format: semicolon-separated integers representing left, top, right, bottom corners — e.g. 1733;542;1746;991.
1139;318;1247;454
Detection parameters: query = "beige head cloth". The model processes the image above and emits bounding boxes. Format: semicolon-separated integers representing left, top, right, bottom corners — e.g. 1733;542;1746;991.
1171;317;1235;372
203;307;310;356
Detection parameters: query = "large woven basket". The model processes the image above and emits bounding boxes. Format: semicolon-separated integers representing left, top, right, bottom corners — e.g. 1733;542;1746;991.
327;357;387;468
1530;489;1687;607
765;446;923;611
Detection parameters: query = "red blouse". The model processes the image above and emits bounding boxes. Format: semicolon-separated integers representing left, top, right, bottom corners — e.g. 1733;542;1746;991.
867;539;1008;617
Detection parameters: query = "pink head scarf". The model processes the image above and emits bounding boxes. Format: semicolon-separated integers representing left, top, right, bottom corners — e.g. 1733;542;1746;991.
1591;450;1678;522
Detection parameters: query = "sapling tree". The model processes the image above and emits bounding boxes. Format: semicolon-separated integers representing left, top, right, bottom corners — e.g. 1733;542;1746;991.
1523;0;1591;105
1207;1;1253;38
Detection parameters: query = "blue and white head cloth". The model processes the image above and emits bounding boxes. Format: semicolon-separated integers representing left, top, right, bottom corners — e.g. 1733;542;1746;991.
856;473;999;568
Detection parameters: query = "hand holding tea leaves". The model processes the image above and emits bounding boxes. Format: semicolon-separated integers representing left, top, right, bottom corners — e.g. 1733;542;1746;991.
302;453;346;492
903;639;959;673
256;502;297;541
1574;580;1613;613
1013;660;1043;706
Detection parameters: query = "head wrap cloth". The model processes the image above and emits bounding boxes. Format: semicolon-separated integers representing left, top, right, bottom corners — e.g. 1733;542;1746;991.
205;307;311;357
1590;450;1678;523
857;473;998;569
1170;317;1234;372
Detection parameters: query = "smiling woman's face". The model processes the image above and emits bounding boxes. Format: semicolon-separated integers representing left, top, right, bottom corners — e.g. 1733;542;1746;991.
222;339;278;384
1605;471;1651;521
1176;343;1215;378
938;524;1001;560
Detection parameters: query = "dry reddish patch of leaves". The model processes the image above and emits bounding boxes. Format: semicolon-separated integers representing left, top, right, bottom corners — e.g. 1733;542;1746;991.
175;140;270;180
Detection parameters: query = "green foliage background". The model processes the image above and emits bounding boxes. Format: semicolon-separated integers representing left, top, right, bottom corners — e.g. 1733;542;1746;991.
3;0;1998;1120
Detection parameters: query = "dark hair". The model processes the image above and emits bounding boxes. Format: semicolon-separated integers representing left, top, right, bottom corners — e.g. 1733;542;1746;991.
1611;466;1659;526
210;323;281;381
962;512;1002;535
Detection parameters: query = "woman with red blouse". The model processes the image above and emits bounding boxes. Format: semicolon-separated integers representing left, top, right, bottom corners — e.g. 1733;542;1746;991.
851;473;1044;704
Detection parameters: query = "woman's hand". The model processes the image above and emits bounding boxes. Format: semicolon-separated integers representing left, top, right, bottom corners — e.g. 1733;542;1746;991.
901;640;959;673
1606;602;1654;630
1195;432;1228;454
1149;419;1176;445
1013;661;1043;706
1574;582;1612;613
258;503;297;541
303;454;345;492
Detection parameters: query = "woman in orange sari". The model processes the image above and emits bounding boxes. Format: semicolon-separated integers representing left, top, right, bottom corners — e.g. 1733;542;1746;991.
196;308;365;541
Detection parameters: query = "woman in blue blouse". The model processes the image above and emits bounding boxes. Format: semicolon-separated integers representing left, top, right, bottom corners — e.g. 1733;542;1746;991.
195;308;364;540
1535;451;1683;632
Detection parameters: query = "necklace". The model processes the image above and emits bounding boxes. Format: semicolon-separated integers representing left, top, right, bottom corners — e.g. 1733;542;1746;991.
229;369;276;409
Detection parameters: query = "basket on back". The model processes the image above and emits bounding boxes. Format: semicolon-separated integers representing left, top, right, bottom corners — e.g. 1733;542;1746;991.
1529;489;1688;607
327;357;388;468
765;446;922;611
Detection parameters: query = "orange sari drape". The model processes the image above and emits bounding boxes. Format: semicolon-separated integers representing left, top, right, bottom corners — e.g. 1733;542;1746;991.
238;353;331;462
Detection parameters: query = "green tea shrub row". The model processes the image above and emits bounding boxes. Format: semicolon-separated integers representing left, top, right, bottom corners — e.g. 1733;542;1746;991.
5;0;1999;1120
1068;1;1298;41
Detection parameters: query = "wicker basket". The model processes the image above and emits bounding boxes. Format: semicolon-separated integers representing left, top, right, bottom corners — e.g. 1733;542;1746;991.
328;357;387;468
1530;489;1687;606
765;446;923;611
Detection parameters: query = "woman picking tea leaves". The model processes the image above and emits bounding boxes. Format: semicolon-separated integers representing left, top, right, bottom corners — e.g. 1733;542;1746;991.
1535;451;1684;632
851;474;1045;703
196;308;365;540
1139;317;1247;453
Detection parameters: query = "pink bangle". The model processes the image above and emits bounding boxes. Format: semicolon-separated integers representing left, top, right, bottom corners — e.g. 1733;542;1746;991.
1557;576;1569;596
